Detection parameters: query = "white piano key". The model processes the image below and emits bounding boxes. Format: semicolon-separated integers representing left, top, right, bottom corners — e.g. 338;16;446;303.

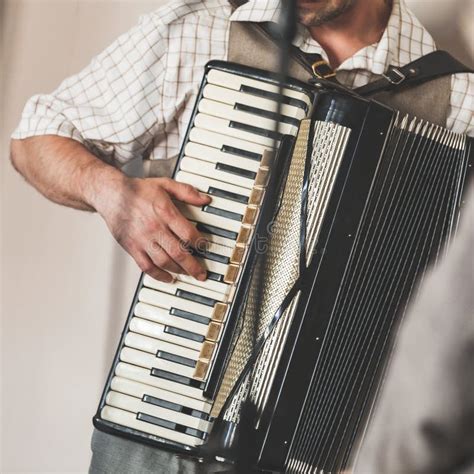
176;202;242;234
134;302;209;337
129;317;202;351
110;376;211;413
174;273;230;295
197;230;238;249
189;128;271;155
176;170;251;198
106;391;211;433
203;84;306;120
115;362;207;401
198;99;297;136
200;240;233;258
207;68;312;109
101;405;204;447
199;257;229;277
125;331;161;355
139;288;214;319
143;274;225;302
125;331;200;361
120;347;195;379
185;142;261;172
180;156;255;189
194;114;277;148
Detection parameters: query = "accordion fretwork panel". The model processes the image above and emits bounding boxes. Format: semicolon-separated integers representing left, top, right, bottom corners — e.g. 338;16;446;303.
217;119;351;421
214;119;311;420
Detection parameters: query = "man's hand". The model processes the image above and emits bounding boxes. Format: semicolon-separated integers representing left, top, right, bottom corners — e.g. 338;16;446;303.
10;136;211;283
98;177;211;283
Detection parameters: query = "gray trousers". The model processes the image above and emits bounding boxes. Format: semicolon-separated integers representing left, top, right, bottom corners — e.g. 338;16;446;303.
89;429;233;474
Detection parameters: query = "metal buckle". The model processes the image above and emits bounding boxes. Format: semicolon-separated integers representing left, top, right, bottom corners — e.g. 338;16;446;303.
311;59;337;79
382;67;406;85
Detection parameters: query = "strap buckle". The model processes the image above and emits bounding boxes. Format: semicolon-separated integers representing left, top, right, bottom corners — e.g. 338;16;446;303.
311;59;337;80
382;67;406;85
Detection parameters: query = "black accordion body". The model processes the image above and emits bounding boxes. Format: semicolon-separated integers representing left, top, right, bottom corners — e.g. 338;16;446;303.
94;61;472;473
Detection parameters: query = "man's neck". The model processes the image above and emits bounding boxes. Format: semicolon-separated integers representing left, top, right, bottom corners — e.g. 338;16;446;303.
308;0;392;68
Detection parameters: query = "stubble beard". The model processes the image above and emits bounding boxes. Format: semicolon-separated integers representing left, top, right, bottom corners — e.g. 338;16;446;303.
297;0;356;27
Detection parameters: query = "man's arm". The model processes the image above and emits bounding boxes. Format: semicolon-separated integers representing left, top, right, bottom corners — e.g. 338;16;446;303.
10;135;210;283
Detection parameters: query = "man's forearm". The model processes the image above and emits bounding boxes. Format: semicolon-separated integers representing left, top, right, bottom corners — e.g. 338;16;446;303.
10;135;125;213
10;134;210;282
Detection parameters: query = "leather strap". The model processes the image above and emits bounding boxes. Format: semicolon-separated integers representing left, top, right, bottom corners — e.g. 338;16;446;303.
229;1;472;95
228;0;337;81
355;50;473;96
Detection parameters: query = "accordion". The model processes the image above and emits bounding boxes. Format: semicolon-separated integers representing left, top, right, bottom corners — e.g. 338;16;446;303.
94;61;472;473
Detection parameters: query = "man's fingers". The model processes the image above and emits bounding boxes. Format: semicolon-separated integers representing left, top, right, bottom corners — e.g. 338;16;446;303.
159;178;210;206
157;230;207;281
146;240;183;275
134;251;174;283
164;200;208;251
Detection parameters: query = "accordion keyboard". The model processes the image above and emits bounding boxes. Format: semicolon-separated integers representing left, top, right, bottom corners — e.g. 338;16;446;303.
99;67;313;448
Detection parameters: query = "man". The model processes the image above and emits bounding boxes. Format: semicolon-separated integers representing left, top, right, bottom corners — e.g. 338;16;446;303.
9;0;473;472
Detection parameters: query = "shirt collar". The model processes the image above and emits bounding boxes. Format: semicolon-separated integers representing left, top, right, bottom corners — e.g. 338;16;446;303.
229;0;436;74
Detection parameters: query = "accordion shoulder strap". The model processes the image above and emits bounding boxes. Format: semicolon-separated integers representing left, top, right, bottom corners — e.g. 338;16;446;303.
227;20;314;82
228;2;472;95
355;50;473;96
228;0;337;81
227;4;469;126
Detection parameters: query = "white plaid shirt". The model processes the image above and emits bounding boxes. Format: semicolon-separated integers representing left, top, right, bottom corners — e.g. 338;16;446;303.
12;0;473;167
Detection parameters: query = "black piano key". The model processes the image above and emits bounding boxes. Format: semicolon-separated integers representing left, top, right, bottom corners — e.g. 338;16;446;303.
208;186;249;204
137;412;207;440
207;271;224;282
150;369;205;390
202;251;229;265
176;289;219;307
221;145;262;161
196;222;238;240
229;121;283;141
191;248;230;265
142;394;209;421
203;205;242;222
240;84;308;111
164;325;205;343
170;307;210;326
156;350;197;368
215;162;256;180
234;102;300;127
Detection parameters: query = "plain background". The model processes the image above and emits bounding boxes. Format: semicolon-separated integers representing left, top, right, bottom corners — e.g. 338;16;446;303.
1;0;472;472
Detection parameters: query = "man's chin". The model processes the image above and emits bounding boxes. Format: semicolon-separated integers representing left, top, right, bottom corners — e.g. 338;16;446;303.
297;0;323;11
297;0;324;5
297;11;324;28
296;0;356;27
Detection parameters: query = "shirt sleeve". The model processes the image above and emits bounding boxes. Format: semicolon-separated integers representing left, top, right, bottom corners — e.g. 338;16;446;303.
447;72;473;137
11;13;169;165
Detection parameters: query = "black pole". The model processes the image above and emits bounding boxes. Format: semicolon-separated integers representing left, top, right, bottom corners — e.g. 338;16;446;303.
234;2;299;472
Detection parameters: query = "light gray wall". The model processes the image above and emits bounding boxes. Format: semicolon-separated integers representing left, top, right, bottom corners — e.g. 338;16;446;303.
1;1;472;473
408;0;473;67
1;2;166;473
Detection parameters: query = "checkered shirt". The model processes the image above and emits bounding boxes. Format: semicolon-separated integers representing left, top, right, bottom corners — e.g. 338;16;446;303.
12;0;473;167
